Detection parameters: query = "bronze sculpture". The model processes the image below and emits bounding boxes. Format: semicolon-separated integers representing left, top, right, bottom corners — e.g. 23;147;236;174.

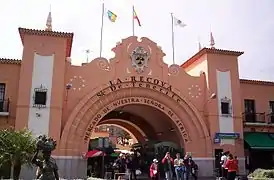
31;135;59;180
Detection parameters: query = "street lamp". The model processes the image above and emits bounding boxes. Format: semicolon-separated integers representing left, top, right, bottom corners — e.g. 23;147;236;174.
203;92;217;177
209;93;217;100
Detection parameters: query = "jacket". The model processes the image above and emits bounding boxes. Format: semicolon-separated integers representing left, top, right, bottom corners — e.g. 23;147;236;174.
161;157;174;172
225;159;238;172
150;163;159;178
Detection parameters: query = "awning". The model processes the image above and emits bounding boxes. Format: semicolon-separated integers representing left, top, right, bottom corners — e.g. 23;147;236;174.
244;132;274;150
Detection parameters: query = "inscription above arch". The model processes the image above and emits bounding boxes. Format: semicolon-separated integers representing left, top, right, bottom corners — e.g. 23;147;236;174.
59;76;211;155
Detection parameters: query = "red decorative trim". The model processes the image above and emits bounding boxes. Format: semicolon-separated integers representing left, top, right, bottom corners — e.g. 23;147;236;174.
181;48;244;69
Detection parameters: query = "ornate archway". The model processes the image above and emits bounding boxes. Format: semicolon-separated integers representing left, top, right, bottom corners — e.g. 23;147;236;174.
59;82;212;157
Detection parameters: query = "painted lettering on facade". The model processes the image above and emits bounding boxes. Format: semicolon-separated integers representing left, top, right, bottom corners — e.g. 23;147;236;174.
84;97;190;143
96;76;181;103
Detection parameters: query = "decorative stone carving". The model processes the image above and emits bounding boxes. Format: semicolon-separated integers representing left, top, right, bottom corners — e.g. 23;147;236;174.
97;58;110;71
130;46;150;73
168;64;180;76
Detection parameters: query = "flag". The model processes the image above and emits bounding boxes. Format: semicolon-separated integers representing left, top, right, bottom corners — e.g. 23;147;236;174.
133;7;141;26
105;9;117;22
173;16;186;27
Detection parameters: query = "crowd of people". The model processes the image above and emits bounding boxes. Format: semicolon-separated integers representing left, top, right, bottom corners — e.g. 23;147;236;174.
113;151;198;180
220;151;239;180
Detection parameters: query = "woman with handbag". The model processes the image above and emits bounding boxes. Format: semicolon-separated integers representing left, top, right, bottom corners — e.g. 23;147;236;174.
150;159;159;180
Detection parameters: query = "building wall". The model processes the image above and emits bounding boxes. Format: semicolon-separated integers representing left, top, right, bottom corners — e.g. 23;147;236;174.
240;82;274;115
0;61;21;128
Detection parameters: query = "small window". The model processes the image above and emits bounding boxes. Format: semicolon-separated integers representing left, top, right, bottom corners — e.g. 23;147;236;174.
221;102;230;114
33;85;47;108
34;91;47;105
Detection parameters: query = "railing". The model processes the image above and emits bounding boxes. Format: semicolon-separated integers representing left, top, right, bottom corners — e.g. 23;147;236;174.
267;113;274;124
242;112;266;123
0;99;10;113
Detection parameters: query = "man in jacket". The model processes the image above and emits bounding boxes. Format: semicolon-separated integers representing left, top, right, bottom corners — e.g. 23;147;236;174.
161;152;174;180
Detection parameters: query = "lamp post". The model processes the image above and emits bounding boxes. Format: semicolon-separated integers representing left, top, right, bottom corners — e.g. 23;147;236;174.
203;92;217;177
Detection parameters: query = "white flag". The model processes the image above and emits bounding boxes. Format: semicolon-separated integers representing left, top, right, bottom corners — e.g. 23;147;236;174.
173;16;186;27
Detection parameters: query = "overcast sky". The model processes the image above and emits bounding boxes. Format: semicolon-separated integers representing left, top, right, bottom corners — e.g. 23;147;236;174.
0;0;273;80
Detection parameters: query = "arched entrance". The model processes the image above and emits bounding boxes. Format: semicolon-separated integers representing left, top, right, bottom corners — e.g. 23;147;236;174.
59;83;212;157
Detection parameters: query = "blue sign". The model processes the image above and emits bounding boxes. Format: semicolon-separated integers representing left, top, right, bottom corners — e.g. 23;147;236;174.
214;137;221;144
215;133;240;139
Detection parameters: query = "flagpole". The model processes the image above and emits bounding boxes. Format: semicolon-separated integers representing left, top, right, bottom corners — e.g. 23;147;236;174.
171;13;175;64
99;3;105;58
132;6;135;36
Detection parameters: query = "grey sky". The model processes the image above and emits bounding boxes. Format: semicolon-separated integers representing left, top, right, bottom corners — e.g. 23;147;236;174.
0;0;273;81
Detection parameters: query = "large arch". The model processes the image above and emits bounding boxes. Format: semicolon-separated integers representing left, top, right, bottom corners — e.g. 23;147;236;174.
96;122;139;144
98;118;147;143
59;83;212;157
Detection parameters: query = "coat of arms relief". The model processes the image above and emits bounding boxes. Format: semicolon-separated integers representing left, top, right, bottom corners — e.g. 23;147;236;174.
130;46;150;73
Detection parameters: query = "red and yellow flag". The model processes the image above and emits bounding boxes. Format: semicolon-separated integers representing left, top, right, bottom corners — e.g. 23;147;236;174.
133;7;141;26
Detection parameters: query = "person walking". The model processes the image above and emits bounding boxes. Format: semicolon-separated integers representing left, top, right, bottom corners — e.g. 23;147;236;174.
174;153;185;180
126;155;137;180
190;158;198;180
114;154;127;180
183;155;192;180
225;154;238;180
220;151;228;179
150;159;159;180
161;152;174;180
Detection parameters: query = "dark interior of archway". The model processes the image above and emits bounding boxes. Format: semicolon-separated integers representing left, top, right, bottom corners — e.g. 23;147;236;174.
100;104;182;147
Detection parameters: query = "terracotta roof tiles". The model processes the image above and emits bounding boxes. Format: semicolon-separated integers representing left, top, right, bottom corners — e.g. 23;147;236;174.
18;28;73;40
240;79;274;86
18;27;74;57
181;47;244;68
0;58;21;64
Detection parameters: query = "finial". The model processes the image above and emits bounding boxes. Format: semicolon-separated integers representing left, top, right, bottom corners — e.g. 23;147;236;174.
45;5;52;31
85;49;90;63
198;36;202;51
210;32;215;48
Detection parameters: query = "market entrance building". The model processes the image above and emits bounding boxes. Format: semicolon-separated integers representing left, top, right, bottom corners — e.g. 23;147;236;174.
55;37;213;178
1;27;248;179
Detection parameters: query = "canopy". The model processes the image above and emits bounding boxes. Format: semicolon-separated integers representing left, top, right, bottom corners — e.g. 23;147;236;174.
84;150;105;158
244;132;274;150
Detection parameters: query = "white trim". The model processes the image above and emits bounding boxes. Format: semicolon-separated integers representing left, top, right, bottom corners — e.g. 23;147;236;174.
52;156;82;159
0;112;9;116
245;122;274;126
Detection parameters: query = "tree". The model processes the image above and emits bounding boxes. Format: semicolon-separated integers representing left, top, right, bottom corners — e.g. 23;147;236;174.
0;128;36;180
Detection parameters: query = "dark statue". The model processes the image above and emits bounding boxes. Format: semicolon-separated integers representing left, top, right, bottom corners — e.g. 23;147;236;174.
31;135;59;180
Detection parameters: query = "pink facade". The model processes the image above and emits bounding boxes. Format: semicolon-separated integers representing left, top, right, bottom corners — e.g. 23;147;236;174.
1;27;274;178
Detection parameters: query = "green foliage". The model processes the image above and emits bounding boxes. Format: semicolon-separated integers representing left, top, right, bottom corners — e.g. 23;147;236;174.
0;128;36;167
248;168;274;179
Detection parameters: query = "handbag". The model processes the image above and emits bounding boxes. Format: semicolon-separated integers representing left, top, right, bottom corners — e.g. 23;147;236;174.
136;169;142;175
